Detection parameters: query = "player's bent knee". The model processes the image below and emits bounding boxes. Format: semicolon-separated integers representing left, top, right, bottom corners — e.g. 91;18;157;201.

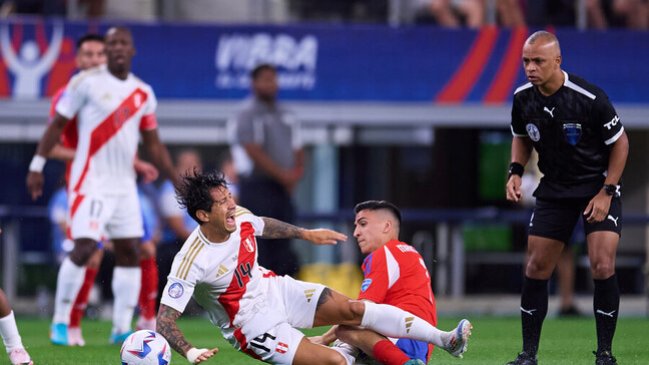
324;348;348;365
70;239;98;265
591;262;615;279
295;340;349;365
525;261;553;279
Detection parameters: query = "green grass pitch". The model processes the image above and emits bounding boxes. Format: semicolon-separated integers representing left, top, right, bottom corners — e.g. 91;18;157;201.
11;316;649;364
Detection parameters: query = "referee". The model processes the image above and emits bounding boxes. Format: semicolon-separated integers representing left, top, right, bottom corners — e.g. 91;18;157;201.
505;31;628;365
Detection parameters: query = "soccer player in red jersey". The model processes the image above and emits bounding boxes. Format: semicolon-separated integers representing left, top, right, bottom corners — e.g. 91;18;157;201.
311;200;472;365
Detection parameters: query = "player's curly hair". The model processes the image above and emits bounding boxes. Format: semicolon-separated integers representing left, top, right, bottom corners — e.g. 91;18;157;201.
175;169;228;225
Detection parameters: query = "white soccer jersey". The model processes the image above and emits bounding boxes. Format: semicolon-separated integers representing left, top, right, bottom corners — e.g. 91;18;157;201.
161;206;280;346
56;64;158;194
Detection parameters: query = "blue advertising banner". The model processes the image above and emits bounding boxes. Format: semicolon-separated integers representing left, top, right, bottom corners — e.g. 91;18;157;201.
0;19;647;103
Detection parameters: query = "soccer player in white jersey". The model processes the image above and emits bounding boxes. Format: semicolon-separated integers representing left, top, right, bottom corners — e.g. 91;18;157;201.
0;230;33;365
157;171;471;365
26;26;178;345
0;290;33;365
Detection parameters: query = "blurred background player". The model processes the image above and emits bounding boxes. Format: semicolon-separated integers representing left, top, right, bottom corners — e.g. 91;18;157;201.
27;26;178;345
44;33;106;347
156;149;202;304
135;181;161;331
0;289;33;365
310;200;469;365
0;230;34;365
230;63;303;277
43;32;160;345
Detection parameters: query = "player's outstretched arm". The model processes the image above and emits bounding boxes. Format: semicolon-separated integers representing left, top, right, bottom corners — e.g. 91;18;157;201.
157;304;218;363
261;217;347;245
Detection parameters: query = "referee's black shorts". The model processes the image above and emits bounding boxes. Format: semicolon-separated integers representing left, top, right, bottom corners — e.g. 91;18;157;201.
528;197;622;243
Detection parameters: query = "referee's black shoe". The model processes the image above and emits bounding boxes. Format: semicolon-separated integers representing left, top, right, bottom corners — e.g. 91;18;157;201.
506;352;537;365
594;350;617;365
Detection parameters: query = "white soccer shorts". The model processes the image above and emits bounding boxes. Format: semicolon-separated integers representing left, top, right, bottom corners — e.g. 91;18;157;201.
237;275;326;364
68;188;143;241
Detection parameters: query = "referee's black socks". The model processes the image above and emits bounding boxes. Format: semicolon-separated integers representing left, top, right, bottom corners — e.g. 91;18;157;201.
593;274;620;354
520;276;548;357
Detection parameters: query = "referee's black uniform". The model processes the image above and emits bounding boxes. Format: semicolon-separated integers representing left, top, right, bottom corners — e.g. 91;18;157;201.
511;71;624;242
509;71;626;365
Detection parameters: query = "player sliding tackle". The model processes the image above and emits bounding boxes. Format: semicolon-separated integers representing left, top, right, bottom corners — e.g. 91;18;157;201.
157;170;472;364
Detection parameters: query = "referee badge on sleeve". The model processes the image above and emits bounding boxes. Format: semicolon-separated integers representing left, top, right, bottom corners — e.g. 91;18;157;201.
526;123;540;142
562;122;582;145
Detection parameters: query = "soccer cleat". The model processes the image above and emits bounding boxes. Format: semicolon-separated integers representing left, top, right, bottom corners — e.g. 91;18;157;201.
50;322;69;346
403;359;426;365
443;319;472;358
67;326;86;347
136;316;157;331
506;352;538;365
8;348;33;365
109;329;133;345
594;350;617;365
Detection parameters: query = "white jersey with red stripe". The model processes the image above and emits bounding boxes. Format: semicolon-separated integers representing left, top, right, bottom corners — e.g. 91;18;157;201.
161;206;282;345
55;64;158;195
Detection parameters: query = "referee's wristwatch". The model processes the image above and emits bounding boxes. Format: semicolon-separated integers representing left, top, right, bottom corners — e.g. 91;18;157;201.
603;184;621;198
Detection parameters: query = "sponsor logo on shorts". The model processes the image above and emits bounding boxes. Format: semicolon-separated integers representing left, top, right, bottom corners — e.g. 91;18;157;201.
168;282;184;299
276;342;289;354
360;278;372;292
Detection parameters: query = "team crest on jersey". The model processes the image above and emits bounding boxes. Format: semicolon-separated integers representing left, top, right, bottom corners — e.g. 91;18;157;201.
562;122;582;145
526;123;540;142
242;236;255;253
361;279;372;292
276;342;289;354
168;282;184;298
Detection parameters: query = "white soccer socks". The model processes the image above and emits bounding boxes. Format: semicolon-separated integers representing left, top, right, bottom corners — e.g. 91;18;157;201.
112;267;141;334
0;311;24;352
360;301;446;347
52;257;86;324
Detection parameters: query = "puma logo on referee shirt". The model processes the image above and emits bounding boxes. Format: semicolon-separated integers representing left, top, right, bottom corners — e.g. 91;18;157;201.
607;215;619;227
520;307;537;316
596;309;616;318
543;106;555;118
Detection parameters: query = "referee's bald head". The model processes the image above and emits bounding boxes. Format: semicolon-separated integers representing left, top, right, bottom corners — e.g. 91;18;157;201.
525;31;561;57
